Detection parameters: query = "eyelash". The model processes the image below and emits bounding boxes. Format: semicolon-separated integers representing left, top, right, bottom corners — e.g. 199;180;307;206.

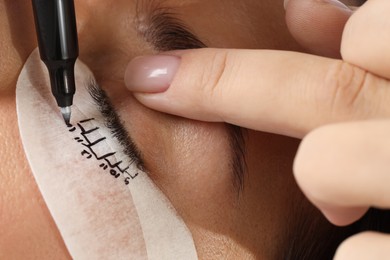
87;80;145;171
137;6;207;51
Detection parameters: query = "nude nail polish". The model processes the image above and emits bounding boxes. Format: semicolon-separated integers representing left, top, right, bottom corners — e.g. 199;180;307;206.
124;55;181;93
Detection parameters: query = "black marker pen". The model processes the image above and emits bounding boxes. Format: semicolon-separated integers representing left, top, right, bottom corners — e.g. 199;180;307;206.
31;0;78;125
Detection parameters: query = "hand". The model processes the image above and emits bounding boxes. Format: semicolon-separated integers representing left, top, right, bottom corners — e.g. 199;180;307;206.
124;0;390;258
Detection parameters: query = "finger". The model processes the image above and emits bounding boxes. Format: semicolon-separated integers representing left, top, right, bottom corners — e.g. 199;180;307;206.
125;49;390;138
285;0;353;58
320;205;368;226
294;120;390;225
335;232;390;260
341;0;390;79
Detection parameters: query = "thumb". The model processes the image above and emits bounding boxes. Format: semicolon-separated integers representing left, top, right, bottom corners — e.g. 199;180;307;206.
285;0;353;58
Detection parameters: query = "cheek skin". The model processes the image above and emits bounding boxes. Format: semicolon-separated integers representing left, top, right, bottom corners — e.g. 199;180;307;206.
0;1;36;93
0;96;70;259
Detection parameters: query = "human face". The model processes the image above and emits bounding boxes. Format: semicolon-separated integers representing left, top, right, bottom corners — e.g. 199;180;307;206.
0;1;327;259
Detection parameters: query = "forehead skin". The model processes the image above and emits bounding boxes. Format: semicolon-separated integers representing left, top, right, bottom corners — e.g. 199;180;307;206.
0;0;310;259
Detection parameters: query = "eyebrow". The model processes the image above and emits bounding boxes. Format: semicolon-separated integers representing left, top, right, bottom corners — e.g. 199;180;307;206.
135;0;207;51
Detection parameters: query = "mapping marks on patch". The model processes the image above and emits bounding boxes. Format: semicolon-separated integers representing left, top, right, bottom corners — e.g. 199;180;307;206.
69;118;139;185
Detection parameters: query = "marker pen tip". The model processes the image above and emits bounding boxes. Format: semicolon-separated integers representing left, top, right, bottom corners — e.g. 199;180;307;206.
60;106;72;125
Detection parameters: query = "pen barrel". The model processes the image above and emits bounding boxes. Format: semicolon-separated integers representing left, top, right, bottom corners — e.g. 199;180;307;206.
32;0;78;107
47;60;76;107
32;0;78;61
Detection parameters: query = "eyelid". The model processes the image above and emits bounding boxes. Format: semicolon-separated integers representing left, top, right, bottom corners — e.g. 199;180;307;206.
135;3;206;51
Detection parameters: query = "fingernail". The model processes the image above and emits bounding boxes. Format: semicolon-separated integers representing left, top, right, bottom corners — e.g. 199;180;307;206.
124;55;181;93
325;0;350;10
317;0;351;10
284;0;350;11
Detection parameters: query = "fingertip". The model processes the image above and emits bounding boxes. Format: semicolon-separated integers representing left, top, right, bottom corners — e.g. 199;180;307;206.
127;49;217;120
133;91;200;121
335;231;390;260
320;205;368;226
132;91;170;111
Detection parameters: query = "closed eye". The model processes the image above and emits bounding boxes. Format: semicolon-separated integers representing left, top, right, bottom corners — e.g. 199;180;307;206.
91;1;246;192
84;3;205;174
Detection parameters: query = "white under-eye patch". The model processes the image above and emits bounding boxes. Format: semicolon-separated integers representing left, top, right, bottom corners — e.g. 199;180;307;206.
16;49;198;259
